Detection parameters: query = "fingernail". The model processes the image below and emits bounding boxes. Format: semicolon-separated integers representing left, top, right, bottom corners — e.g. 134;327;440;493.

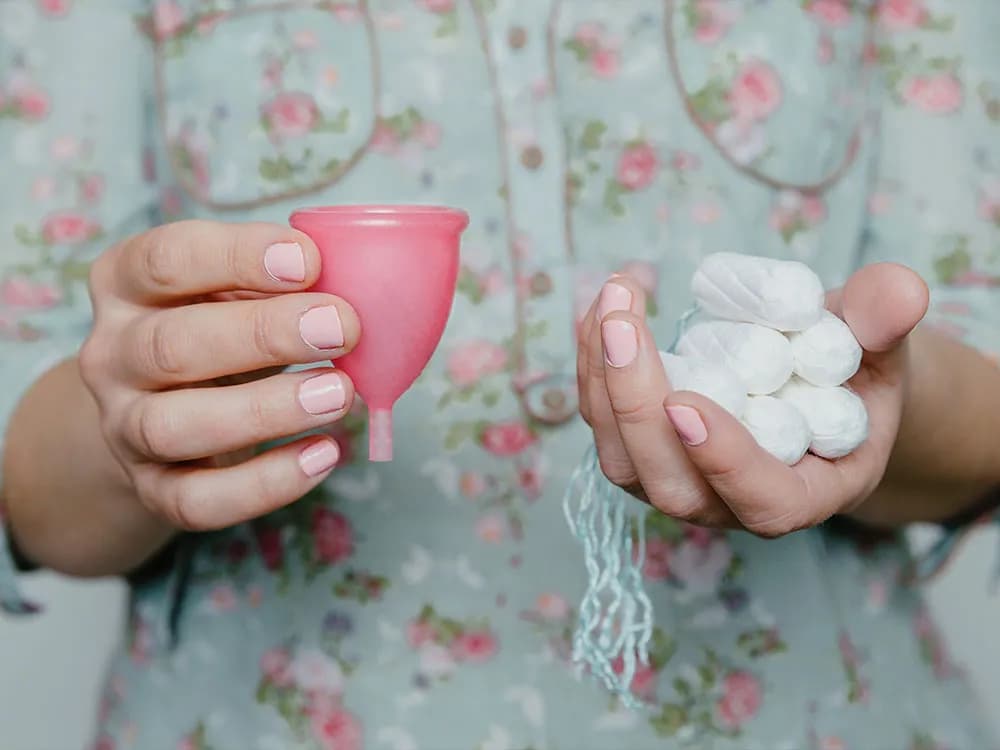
299;439;340;477
598;282;632;320
300;306;344;350
264;242;305;282
665;405;708;446
299;372;347;415
602;320;638;367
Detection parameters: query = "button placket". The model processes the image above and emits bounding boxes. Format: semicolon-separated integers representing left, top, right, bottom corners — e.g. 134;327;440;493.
472;0;578;425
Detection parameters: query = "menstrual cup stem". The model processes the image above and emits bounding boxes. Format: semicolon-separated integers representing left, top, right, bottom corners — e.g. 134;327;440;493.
369;408;393;462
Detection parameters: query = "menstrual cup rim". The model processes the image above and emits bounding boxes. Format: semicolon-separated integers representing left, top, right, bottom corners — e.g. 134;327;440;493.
291;204;469;230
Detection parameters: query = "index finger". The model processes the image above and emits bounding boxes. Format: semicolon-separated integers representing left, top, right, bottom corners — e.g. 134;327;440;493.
114;220;322;303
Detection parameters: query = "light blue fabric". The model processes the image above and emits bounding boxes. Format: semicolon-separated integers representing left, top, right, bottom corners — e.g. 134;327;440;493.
1;1;998;748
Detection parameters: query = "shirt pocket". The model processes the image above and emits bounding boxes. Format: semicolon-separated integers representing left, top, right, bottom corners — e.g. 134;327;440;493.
549;0;877;325
150;0;379;210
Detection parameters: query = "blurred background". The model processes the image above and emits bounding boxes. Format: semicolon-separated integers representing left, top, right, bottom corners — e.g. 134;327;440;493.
1;526;998;749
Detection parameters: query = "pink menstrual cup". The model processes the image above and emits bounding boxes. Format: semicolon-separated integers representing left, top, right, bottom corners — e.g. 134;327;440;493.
290;205;469;462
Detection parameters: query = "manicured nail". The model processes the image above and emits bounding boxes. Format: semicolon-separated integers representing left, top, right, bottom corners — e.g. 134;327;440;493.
602;320;638;367
264;242;305;282
299;439;340;477
598;282;632;320
665;405;708;446
300;306;344;349
299;372;347;415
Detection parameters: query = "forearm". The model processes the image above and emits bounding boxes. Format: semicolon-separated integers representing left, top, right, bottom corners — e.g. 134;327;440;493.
851;326;1000;527
1;358;175;577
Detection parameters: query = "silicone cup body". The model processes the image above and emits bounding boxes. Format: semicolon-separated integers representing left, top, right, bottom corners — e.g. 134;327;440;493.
290;205;468;461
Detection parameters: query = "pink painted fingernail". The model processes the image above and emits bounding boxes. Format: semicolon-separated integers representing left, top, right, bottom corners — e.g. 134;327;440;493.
264;242;305;282
299;439;340;477
300;306;344;350
597;282;632;320
299;372;347;415
665;405;708;446
602;320;638;367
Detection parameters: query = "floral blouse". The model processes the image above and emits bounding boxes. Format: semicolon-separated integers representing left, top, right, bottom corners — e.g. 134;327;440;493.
1;1;999;748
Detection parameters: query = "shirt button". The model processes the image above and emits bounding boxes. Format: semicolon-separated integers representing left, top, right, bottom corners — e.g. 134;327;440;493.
508;25;528;50
521;145;544;170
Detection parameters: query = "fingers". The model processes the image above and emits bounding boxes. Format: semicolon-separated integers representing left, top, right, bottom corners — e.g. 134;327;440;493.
583;277;646;487
120;368;354;462
136;436;340;531
120;293;361;386
837;263;929;353
662;390;864;536
114;221;323;303
601;307;734;525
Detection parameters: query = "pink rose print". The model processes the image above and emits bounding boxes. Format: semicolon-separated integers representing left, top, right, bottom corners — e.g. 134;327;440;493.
41;211;100;244
475;513;506;544
1;277;60;310
728;60;783;121
459;471;486;499
535;593;570;621
914;608;953;680
419;0;454;12
878;0;929;30
691;0;740;45
310;705;363;750
808;0;852;27
81;174;105;204
260;647;294;688
670;537;733;593
93;738;115;750
903;73;963;114
591;48;620;79
616;142;660;191
312;508;354;564
566;22;621;80
671;149;701;171
716;670;762;730
978;176;1000;224
414;120;442;148
31;176;57;201
690;199;722;225
37;0;71;17
330;3;362;22
14;87;50;120
153;0;186;40
262;91;320;139
715;118;768;165
818;33;836;65
517;463;543;500
254;525;284;571
821;737;847;750
451;630;499;663
769;191;827;241
642;537;672;580
209;585;238;612
407;621;435;648
447;340;508;387
611;655;658;701
479;421;538;456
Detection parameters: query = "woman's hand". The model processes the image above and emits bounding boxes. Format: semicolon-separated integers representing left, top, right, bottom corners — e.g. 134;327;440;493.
79;220;361;532
577;263;929;537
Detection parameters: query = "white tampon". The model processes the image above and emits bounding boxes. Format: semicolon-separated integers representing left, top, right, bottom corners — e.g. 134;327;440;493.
676;320;794;395
788;311;863;387
740;395;812;466
658;352;748;418
692;252;826;332
775;377;869;459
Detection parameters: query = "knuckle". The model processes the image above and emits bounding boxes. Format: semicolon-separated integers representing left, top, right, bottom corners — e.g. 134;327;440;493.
597;452;636;488
77;337;104;389
130;400;176;462
744;509;805;539
143;318;185;378
140;229;182;291
609;396;656;427
170;480;212;532
647;482;707;521
249;304;283;364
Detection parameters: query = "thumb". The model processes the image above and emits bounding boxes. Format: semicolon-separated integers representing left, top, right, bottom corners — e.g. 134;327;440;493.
836;263;929;353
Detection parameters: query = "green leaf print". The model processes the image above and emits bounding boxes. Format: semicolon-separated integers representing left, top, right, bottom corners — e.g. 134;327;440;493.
579;120;607;152
603;179;626;217
314;107;351;133
650;703;688;736
644;510;685;543
563;38;590;63
259;155;299;182
648;628;676;671
435;11;460;38
933;240;971;283
456;266;485;304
